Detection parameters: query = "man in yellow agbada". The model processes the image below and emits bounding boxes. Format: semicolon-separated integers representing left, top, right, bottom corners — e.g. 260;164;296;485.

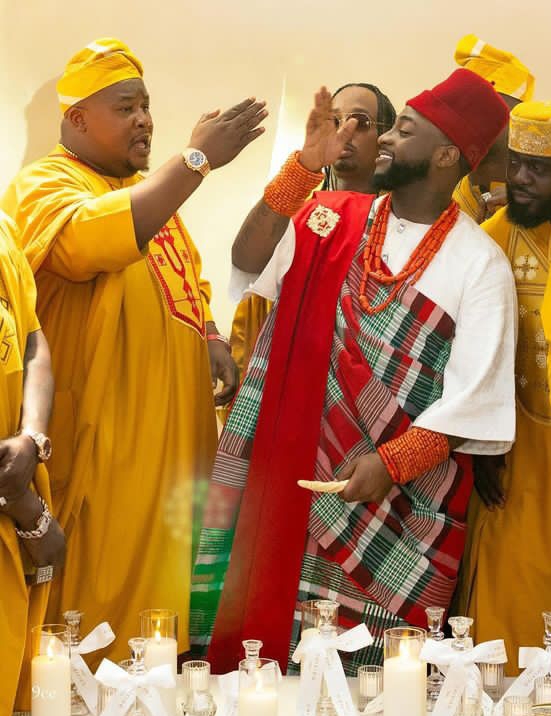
0;211;65;713
452;34;534;224
1;38;267;664
457;101;551;672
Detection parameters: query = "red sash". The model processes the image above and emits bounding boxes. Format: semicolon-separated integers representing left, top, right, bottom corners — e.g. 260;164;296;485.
207;192;375;672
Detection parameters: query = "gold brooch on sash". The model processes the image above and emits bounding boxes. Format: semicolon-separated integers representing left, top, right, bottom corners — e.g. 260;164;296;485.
306;205;340;238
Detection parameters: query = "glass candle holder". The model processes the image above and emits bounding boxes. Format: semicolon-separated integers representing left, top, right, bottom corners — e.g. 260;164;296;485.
31;624;71;716
448;616;481;715
357;665;383;711
536;676;551;704
478;661;504;701
300;600;339;716
140;609;178;716
543;612;551;651
238;656;280;716
383;627;426;716
182;660;216;716
63;610;90;716
504;695;533;716
448;616;474;651
461;694;482;716
97;640;147;716
425;606;445;711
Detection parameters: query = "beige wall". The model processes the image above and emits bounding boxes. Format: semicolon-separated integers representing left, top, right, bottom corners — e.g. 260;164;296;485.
1;0;550;332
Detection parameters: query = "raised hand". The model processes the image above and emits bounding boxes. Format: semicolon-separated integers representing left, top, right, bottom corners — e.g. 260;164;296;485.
300;87;358;172
189;98;268;169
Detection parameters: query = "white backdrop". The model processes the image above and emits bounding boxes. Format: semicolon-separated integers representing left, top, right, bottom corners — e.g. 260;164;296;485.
1;0;550;331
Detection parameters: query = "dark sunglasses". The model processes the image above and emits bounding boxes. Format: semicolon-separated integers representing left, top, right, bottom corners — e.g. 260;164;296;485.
332;112;381;131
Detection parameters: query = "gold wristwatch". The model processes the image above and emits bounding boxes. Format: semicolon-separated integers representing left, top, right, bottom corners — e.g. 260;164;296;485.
182;148;211;177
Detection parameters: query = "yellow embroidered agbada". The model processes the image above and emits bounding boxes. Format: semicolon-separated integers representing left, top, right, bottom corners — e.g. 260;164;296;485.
452;176;504;224
0;210;51;713
230;295;273;377
1;148;218;664
457;207;551;673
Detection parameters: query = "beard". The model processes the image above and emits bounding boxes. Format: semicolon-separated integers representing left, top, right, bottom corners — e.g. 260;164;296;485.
372;157;431;192
506;185;551;228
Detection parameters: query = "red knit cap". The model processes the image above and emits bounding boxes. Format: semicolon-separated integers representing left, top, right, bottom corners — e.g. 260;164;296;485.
407;68;509;169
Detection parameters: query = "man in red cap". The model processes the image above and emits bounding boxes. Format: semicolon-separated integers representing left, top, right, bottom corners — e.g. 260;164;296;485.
191;70;517;671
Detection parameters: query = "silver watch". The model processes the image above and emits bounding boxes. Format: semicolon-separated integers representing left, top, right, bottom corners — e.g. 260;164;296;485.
15;496;52;539
22;428;52;462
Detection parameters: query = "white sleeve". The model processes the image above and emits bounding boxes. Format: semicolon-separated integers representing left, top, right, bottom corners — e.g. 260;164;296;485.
413;251;517;455
229;221;296;302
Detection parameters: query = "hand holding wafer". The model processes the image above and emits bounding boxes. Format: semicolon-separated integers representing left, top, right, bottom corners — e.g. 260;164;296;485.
297;479;349;494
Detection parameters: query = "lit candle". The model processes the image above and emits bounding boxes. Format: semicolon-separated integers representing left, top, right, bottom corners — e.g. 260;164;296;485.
238;681;278;716
144;623;178;716
383;640;426;716
31;637;71;716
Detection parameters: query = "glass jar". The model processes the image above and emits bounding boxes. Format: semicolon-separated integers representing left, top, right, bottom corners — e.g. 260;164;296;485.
31;624;71;716
383;627;426;716
63;610;90;716
182;660;216;716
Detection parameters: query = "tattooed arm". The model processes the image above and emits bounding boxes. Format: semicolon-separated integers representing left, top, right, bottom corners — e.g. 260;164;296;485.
231;200;290;273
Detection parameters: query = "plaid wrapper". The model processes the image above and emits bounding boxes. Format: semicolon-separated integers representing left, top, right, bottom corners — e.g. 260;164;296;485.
191;205;470;667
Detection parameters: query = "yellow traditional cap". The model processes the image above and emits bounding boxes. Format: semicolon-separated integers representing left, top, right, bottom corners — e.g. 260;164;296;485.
455;34;534;101
57;38;143;113
509;101;551;158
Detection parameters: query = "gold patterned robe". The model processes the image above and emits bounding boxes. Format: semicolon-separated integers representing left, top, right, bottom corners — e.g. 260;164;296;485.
0;211;52;712
457;207;551;673
1;147;218;666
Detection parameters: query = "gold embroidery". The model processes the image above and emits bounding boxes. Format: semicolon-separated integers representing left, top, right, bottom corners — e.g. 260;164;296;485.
509;226;551;423
306;205;341;238
146;216;205;337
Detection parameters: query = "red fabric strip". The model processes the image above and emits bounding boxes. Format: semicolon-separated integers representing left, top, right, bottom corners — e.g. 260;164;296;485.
207;192;375;672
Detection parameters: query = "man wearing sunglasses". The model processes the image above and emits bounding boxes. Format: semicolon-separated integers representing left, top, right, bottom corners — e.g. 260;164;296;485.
192;71;516;671
228;82;396;385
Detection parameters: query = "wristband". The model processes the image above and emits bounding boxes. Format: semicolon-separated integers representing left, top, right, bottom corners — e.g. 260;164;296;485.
377;428;450;485
263;151;324;217
207;333;231;353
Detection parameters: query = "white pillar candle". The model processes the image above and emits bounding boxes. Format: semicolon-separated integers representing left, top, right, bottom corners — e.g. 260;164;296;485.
145;633;178;716
31;643;71;716
238;685;278;716
383;647;426;716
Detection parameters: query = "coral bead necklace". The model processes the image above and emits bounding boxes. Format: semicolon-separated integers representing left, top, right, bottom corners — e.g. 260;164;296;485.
359;193;459;314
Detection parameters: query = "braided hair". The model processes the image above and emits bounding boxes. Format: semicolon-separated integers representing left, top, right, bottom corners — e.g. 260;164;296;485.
322;83;396;190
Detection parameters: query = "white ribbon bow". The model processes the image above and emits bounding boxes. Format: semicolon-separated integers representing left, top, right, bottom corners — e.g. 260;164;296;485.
420;638;507;716
493;647;551;716
217;671;239;716
292;623;373;716
95;658;176;716
71;622;115;716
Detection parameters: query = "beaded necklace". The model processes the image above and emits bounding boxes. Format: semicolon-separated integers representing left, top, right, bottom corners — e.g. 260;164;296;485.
359;193;459;314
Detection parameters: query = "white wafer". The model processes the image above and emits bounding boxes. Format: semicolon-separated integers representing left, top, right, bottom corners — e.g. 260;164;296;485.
297;479;349;494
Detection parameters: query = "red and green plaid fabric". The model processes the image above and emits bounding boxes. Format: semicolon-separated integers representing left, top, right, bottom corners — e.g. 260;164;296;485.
191;205;472;670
